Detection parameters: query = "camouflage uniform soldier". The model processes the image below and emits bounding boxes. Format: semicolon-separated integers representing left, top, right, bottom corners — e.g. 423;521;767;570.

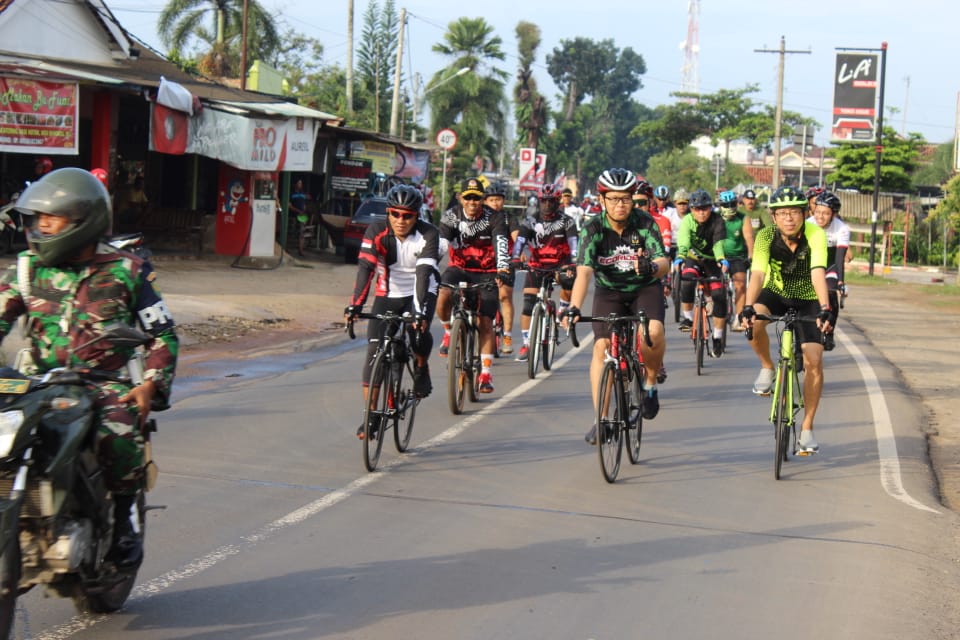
0;168;178;566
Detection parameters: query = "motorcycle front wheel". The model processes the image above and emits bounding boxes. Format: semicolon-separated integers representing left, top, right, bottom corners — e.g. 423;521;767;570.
0;535;22;640
73;493;145;614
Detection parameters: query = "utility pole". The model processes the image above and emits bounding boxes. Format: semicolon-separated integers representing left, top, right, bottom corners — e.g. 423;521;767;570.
345;0;354;117
240;0;248;89
388;8;406;137
755;37;810;189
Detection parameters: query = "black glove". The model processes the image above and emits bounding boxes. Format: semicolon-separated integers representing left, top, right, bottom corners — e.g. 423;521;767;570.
739;305;755;323
565;306;581;322
344;305;360;319
636;256;657;278
817;307;832;324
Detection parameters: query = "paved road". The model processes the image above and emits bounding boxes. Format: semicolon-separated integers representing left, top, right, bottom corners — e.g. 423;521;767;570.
13;301;960;639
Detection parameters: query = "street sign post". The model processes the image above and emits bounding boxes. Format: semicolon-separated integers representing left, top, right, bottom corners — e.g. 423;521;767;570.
436;128;458;211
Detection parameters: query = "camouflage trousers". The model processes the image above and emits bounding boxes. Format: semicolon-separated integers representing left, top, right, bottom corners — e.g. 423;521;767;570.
94;382;145;496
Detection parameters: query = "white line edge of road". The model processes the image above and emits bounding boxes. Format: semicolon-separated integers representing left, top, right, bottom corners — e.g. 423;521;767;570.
31;337;595;640
836;327;940;515
34;328;939;638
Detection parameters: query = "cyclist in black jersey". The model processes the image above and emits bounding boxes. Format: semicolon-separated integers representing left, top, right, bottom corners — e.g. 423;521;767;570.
346;185;441;438
485;180;517;355
567;168;669;445
739;186;832;453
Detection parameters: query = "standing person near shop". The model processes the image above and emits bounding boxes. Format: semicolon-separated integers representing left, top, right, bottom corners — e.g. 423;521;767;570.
0;167;178;566
289;178;311;257
345;184;440;438
436;178;510;393
566;168;669;445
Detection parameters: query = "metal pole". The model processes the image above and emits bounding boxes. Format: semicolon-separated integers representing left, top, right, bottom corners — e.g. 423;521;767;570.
441;148;448;214
388;8;406;137
345;0;354;117
799;125;807;187
240;0;248;90
755;38;810;190
868;42;888;276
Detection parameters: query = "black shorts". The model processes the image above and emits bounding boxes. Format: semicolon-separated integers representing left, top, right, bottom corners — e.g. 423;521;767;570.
727;257;750;275
442;267;500;319
755;291;822;345
591;284;665;340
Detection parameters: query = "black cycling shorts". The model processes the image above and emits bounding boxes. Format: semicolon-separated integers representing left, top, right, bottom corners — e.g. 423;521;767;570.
442;267;500;319
755;290;822;345
727;257;750;275
591;284;665;340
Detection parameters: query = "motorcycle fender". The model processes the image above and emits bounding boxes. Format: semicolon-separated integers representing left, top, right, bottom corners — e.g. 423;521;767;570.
0;496;21;551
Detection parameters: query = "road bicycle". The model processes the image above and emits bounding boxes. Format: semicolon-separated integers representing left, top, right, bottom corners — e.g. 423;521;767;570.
571;311;651;483
682;274;724;375
746;309;808;480
441;280;499;415
347;310;421;472
525;265;572;379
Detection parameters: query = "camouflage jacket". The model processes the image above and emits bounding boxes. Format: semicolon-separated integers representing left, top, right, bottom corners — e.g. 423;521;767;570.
0;245;178;403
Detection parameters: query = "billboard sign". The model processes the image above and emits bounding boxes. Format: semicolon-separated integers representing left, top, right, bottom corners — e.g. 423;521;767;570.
0;77;78;154
831;53;878;142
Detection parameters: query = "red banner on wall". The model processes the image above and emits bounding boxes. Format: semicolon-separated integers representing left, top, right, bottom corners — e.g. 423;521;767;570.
0;77;78;154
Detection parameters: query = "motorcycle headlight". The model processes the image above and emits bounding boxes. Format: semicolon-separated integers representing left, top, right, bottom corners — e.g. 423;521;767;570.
0;410;24;457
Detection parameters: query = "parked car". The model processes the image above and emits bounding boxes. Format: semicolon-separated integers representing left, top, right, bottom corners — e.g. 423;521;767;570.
342;197;387;264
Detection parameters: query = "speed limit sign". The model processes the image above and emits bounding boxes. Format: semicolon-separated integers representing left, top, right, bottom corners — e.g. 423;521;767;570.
436;128;458;150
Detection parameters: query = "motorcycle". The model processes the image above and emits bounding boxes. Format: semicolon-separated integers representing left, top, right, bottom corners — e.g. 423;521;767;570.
0;325;157;638
106;232;152;260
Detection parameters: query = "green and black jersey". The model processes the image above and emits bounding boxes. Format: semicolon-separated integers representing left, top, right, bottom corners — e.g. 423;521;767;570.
752;222;828;300
577;210;666;293
676;212;726;261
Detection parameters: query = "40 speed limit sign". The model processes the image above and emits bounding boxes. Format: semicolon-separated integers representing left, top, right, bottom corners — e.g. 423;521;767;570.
436;128;458;150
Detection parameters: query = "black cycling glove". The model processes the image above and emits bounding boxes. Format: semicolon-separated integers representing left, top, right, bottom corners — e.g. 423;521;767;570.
739;305;755;322
636;256;657;278
566;306;581;321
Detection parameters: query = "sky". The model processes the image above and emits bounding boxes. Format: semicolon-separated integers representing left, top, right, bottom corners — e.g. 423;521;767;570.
109;0;960;147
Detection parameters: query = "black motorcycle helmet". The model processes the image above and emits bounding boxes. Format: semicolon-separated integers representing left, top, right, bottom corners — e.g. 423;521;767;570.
15;167;111;266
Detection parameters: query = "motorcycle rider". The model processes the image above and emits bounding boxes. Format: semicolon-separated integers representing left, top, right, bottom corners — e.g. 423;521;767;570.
0;167;178;567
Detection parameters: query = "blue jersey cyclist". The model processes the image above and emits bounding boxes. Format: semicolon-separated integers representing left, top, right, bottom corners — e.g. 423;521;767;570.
567;168;670;445
345;185;441;439
674;188;729;357
740;186;832;454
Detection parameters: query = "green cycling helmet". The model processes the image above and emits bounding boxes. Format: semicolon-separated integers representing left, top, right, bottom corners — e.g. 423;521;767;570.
16;167;111;266
768;186;808;210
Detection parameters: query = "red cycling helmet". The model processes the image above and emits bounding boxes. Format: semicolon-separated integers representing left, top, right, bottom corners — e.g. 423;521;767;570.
35;157;53;175
90;168;109;189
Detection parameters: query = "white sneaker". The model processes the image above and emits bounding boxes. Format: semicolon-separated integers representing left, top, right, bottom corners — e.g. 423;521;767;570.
797;430;819;453
752;368;774;395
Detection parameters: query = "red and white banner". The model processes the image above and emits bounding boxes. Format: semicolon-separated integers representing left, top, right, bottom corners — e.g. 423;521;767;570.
519;148;547;190
0;77;78;154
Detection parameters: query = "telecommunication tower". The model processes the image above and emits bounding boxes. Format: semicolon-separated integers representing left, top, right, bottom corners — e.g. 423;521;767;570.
680;0;700;97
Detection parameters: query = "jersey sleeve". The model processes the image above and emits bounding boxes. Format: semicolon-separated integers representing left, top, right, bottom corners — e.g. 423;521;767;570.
752;226;773;273
134;263;179;405
414;223;441;314
350;224;381;308
807;223;828;270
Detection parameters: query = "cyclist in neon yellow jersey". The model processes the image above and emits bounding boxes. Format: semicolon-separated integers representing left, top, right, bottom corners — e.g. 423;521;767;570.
739;186;833;453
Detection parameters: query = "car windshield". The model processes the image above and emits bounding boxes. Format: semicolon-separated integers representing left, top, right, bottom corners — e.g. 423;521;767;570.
352;199;387;222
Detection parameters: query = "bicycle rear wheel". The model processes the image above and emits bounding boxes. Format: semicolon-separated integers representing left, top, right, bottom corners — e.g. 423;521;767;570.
447;319;468;415
773;360;791;480
363;350;389;471
394;361;417;452
527;304;543;379
542;304;558;371
468;327;480;403
625;360;644;464
597;361;624;483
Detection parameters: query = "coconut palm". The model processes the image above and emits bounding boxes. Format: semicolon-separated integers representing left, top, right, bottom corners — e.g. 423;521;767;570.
158;0;280;76
428;17;508;178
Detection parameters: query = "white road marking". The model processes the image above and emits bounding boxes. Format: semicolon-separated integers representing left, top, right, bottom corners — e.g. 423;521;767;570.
836;327;940;514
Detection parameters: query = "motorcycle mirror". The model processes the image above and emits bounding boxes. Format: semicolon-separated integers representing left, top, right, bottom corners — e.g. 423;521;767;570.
100;323;151;348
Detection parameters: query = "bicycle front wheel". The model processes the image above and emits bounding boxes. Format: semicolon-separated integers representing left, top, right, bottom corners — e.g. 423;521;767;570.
527;304;543;379
447;319;468;415
597;361;624;483
695;304;706;375
363;349;389;471
542;305;558;371
773;359;791;480
671;270;682;323
625;360;644;465
394;362;417;452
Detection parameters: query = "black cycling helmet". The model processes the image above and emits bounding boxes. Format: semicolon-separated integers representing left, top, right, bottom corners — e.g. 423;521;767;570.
689;189;713;209
16;167;111;266
769;186;808;209
386;184;423;212
539;183;561;201
635;179;654;198
654;185;670;200
815;190;842;214
484;180;507;197
596;168;638;194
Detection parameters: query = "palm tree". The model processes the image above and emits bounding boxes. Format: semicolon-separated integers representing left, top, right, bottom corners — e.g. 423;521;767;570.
514;21;547;149
429;17;508;178
158;0;280;77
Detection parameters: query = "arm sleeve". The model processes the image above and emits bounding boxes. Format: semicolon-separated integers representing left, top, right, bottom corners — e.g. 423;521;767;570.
350;226;380;308
134;264;178;403
414;225;440;314
676;215;692;257
807;223;828;270
834;246;848;281
492;211;509;270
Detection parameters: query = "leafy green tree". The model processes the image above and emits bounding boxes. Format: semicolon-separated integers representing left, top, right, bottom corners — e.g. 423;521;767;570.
429;17;508;182
355;0;401;132
157;0;280;77
912;139;956;187
514;21;547;149
546;38;645;122
825;127;924;192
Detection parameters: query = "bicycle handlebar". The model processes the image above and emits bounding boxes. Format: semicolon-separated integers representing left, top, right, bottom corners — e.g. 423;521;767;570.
569;313;651;350
345;310;421;340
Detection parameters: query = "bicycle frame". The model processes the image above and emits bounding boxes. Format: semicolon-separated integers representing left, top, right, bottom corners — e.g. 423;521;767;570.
526;266;566;378
442;281;496;414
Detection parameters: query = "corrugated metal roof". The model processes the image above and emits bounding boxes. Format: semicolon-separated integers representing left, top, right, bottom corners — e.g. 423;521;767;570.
215;99;338;121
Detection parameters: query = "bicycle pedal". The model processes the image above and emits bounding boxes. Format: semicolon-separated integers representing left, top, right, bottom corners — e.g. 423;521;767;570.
794;449;817;457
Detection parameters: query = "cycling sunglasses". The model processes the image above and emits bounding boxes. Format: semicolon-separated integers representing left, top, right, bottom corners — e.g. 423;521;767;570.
388;209;417;220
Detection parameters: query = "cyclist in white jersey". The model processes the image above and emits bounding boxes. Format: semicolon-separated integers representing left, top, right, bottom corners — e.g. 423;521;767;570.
807;190;849;351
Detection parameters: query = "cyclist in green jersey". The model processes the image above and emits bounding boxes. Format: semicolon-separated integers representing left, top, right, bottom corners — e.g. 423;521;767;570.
718;190;754;331
567;168;669;445
739;186;832;453
675;189;729;357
